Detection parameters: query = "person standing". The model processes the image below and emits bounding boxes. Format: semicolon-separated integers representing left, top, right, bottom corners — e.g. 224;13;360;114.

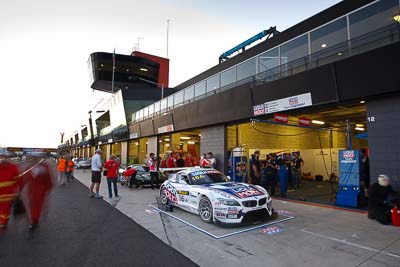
176;154;185;168
185;153;194;167
292;152;304;188
266;153;279;196
104;155;119;198
250;151;261;185
200;153;209;167
0;155;21;229
24;157;54;229
167;152;175;169
66;157;75;182
147;153;159;189
90;149;103;199
278;157;289;198
57;155;67;185
361;149;370;189
206;152;217;169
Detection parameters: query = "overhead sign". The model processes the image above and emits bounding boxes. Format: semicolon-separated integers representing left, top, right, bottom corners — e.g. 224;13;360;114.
274;113;288;123
265;93;312;114
158;124;174;134
129;133;139;139
298;117;311;126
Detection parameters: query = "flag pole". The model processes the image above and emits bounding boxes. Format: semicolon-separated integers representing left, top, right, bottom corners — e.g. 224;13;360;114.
111;48;115;93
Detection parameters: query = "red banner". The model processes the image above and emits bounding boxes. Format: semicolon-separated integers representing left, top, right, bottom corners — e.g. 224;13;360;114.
274;113;288;123
298;117;311;126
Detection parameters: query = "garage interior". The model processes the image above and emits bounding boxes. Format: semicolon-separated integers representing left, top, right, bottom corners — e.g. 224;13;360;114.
227;101;368;206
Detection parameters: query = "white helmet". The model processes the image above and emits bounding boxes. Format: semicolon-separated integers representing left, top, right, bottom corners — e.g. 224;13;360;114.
378;174;390;187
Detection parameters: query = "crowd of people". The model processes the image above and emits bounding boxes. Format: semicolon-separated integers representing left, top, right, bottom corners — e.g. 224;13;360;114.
248;150;304;198
158;151;217;169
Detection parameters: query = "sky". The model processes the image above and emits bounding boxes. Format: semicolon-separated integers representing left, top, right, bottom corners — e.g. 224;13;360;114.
0;0;340;148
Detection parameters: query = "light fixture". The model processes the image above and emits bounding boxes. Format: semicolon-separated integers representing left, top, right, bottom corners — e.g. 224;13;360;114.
360;100;366;104
135;142;139;145
311;120;325;125
145;142;148;144
165;143;170;147
355;127;365;131
159;140;163;143
321;43;327;48
180;137;191;140
126;69;129;72
187;141;195;144
198;134;202;137
337;52;342;56
356;124;364;127
394;14;400;23
164;138;170;141
101;64;104;67
140;68;148;72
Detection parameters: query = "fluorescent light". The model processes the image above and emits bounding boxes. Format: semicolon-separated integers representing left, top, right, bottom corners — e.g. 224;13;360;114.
356;124;364;127
187;141;195;144
164;138;170;141
337;52;342;56
140;68;148;72
199;134;202;137
311;120;325;125
165;144;170;147
360;100;366;104
159;140;163;143
180;137;191;140
355;127;365;131
394;14;400;23
321;43;327;48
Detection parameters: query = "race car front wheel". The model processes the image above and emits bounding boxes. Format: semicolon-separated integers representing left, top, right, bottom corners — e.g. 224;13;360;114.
199;197;213;223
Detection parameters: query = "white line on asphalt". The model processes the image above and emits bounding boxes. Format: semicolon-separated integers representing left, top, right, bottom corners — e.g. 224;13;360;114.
301;229;400;259
149;204;295;239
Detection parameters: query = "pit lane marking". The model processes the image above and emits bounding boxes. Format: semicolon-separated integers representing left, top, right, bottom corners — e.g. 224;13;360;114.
301;229;400;259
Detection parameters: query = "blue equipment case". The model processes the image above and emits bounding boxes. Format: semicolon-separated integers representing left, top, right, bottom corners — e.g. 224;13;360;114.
336;150;362;208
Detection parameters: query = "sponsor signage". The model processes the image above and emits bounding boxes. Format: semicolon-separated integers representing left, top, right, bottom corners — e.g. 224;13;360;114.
260;226;285;235
129;132;139;139
264;93;312;114
158;124;174;134
274;113;288;123
253;104;265;116
298;117;311;126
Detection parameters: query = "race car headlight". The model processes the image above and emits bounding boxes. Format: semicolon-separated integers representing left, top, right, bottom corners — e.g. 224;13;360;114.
217;198;240;206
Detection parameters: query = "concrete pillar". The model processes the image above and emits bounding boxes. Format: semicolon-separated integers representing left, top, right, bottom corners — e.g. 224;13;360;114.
367;96;400;191
147;136;158;156
120;141;128;165
200;125;226;173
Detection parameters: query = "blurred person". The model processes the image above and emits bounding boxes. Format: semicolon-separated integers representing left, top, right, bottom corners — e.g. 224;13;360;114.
266;153;279;196
104;155;119;198
206;152;217;169
160;154;168;169
185;153;194;167
90;149;103;199
200;153;209;167
368;174;398;225
123;167;139;189
147;153;159;189
0;154;21;229
361;149;370;189
176;154;185;168
66;157;75;182
167;152;175;168
24;157;54;229
250;151;261;185
278;157;289;197
57;155;67;185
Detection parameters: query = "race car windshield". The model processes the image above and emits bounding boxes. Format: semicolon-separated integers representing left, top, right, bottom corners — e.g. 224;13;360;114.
188;170;229;185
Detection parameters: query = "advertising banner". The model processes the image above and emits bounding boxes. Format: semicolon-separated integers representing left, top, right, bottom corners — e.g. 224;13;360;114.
253;104;265;116
264;93;312;114
274;113;288;123
298;117;311;126
158;124;174;134
336;150;361;207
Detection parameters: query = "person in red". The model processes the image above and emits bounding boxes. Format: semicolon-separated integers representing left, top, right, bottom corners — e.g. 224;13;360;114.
66;157;75;182
200;153;209;168
0;155;21;229
167;152;175;168
24;157;54;230
185;153;194;167
104;155;119;198
160;154;168;169
123;167;138;189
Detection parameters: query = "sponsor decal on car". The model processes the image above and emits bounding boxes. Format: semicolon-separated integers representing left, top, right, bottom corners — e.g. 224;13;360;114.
164;183;178;203
208;184;264;199
215;211;226;218
177;190;189;195
227;207;239;214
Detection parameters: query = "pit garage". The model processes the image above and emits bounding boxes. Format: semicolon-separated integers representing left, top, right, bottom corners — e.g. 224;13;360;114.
227;101;368;206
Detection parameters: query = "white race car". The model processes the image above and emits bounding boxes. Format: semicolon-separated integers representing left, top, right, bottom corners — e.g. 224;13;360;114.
159;168;274;224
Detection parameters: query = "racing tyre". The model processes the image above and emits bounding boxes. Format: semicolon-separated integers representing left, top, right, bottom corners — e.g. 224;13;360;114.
199;197;213;223
160;186;168;205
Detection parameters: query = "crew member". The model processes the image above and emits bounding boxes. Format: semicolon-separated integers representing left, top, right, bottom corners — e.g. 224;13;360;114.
278;156;289;197
0;155;21;229
66;157;75;182
292;152;304;188
266;153;278;196
57;155;67;185
104;155;119;198
200;153;209;167
368;174;398;225
250;151;261;185
24;157;54;229
147;153;159;189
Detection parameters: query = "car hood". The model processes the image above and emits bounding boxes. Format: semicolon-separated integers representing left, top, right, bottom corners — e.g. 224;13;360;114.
201;182;265;199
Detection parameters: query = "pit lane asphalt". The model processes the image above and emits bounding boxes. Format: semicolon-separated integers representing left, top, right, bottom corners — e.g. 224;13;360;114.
0;179;197;267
